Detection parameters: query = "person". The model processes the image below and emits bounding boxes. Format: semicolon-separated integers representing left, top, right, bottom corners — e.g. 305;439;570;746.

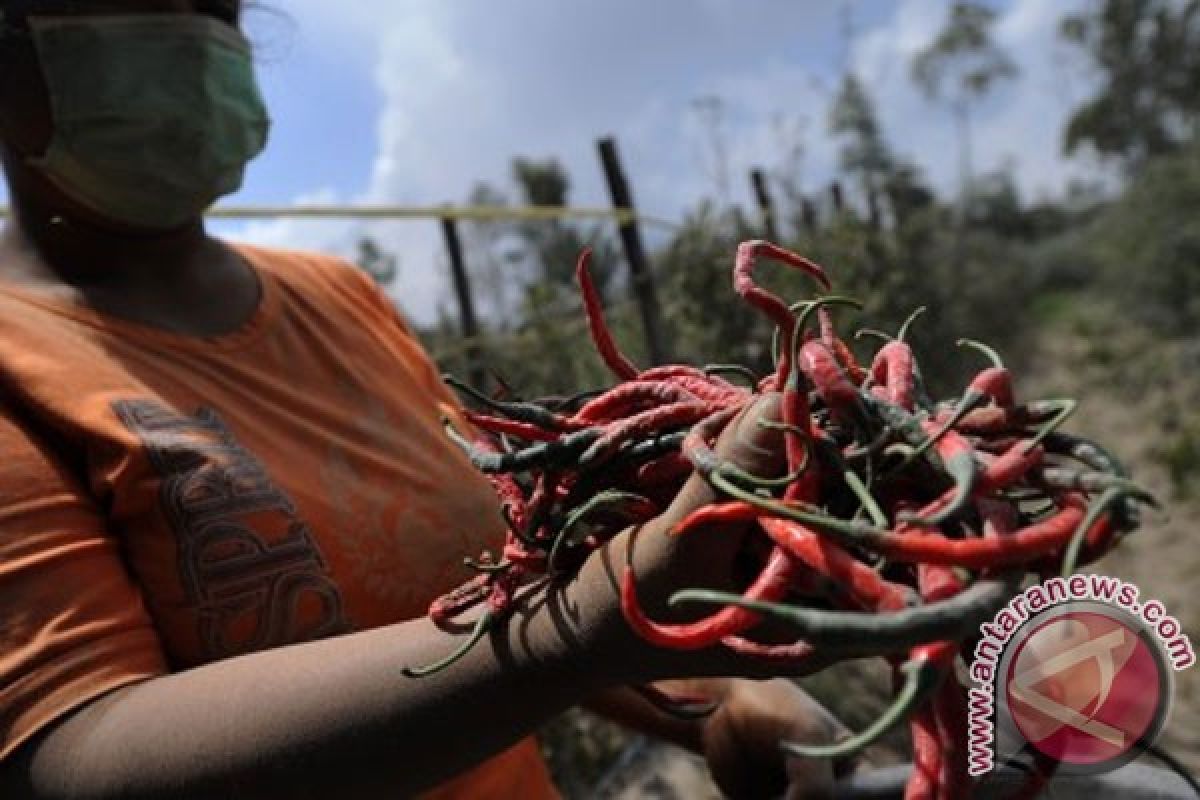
0;2;851;797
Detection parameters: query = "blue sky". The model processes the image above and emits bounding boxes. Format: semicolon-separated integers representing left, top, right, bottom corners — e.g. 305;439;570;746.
221;0;1105;325
15;1;1106;324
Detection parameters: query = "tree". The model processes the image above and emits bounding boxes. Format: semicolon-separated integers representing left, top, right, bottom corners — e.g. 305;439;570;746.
510;157;618;294
461;182;525;324
829;72;893;226
912;1;1017;196
355;237;398;286
881;160;935;229
653;202;768;371
1076;139;1200;333
471;157;624;394
1059;0;1200;167
689;95;733;206
768;112;809;211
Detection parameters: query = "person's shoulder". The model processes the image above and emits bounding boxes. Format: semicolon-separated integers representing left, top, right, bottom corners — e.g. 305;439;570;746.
231;241;370;295
229;240;416;336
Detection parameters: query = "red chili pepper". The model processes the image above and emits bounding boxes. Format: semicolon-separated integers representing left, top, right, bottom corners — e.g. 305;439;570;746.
662;374;751;407
619;544;799;649
470;435;532;534
1032;496;1119;573
942;405;1014;435
977;440;1044;491
633;368;748;407
818;305;838;351
667;500;760;536
831;337;868;385
781;340;815;492
883;494;1086;567
903;439;1042;528
428;572;491;625
717;634;816;663
632;453;693;488
758;517;910;611
463;409;561;442
487;475;527;527
680;406;742;477
958;338;1014;408
800;340;862;426
967;367;1014;408
571;380;703;425
616;365;748;408
515;472;560;547
637;365;708;381
579;401;710;467
733;240;831;384
665;501;910;648
756;374;778;393
934;678;969;800
917;565;963;607
818;306;868;385
485;566;523;613
906;706;942;800
576;248;639;381
501;541;548;570
425;239;1151;761
909;509;969;800
870;340;916;411
909;639;956;669
733;239;832;329
901;420;978;527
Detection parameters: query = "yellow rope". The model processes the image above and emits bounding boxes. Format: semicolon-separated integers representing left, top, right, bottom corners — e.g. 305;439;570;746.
0;204;680;230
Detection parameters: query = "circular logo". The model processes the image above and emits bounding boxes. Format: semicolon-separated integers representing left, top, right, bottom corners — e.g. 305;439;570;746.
1000;602;1171;774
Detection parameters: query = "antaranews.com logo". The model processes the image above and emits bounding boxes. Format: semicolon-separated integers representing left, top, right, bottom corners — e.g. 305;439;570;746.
967;573;1194;777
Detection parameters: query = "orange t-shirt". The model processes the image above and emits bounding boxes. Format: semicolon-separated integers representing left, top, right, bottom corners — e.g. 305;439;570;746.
0;244;558;798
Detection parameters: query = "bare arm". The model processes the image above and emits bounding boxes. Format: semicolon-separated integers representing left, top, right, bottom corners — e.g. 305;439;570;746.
2;394;839;800
0;477;762;800
1;545;651;800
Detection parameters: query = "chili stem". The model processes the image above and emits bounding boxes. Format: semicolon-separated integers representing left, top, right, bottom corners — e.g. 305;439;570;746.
402;611;494;678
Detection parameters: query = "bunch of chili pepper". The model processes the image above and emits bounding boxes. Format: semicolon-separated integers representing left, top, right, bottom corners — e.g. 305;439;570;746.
407;240;1157;800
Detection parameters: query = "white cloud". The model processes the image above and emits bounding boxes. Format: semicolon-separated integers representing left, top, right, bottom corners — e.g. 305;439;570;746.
229;187;352;248
233;2;850;323
229;0;1104;325
849;0;1100;199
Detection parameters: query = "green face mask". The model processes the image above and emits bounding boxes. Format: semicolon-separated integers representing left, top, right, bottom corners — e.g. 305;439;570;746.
26;14;270;231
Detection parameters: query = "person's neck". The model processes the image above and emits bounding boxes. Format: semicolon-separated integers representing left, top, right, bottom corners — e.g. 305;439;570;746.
1;195;212;291
0;193;262;339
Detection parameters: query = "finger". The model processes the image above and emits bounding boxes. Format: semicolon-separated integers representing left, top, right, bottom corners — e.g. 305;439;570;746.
715;391;787;477
784;756;835;800
660;393;786;528
617;395;787;632
783;686;852;800
706;680;843;799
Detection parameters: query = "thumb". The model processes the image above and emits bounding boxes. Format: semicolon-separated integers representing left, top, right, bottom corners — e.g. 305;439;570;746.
643;393;787;560
626;393;788;615
712;392;787;481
